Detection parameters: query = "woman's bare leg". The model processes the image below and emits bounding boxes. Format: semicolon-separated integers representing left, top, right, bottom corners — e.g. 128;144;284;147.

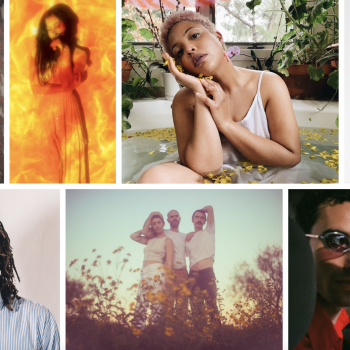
137;163;204;184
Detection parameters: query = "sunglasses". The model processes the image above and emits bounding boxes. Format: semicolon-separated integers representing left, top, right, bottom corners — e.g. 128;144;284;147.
305;231;350;253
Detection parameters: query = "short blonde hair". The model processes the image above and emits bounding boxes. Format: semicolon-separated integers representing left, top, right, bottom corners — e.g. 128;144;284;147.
160;10;217;56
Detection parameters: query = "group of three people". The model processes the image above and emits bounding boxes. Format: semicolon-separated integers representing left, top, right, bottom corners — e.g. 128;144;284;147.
130;205;219;327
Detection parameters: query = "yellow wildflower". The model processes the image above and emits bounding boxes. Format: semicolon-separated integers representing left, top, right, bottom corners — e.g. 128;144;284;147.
165;327;174;336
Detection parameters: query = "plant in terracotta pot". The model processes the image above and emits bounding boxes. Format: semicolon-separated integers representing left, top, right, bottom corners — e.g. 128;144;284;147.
247;0;339;100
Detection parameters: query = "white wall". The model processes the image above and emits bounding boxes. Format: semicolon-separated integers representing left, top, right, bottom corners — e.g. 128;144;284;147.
0;190;60;331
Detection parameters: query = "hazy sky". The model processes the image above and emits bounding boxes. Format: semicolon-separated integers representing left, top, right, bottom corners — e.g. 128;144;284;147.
66;189;282;310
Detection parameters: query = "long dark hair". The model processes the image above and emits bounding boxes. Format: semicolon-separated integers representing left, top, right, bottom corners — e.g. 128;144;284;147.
0;222;20;311
35;3;92;85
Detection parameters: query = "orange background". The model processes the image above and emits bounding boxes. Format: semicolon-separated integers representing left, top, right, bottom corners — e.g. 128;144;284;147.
10;0;116;183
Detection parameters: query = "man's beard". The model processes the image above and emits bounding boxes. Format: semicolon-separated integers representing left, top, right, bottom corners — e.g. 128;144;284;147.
170;220;179;228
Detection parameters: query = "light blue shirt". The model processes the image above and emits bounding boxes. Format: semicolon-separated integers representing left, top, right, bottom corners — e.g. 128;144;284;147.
0;294;60;350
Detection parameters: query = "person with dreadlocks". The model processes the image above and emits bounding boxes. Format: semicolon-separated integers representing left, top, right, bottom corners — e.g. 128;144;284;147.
0;221;60;349
23;3;92;183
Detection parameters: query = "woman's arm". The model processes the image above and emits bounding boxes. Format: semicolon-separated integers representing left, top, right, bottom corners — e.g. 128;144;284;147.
130;230;149;245
197;73;301;166
173;89;223;176
29;55;81;95
164;53;223;176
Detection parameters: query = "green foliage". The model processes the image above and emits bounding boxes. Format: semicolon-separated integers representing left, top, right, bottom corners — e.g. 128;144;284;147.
308;65;325;81
246;0;262;12
327;70;338;90
247;0;339;91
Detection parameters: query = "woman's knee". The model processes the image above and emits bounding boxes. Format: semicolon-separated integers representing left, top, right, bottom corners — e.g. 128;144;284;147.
137;163;203;184
137;164;172;184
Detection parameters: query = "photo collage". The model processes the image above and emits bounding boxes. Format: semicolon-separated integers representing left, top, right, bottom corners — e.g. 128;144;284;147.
0;0;348;349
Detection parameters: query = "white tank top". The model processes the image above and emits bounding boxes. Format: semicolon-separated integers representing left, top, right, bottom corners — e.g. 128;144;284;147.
143;236;167;263
220;71;270;165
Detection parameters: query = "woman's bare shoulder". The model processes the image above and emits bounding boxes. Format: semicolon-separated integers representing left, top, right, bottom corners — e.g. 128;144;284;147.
260;71;289;105
172;87;195;114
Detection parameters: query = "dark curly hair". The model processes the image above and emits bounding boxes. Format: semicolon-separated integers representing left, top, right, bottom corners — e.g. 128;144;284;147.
295;190;350;233
0;222;20;311
35;3;92;85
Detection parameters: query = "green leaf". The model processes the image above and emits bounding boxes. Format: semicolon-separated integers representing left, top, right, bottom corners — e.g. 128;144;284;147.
122;118;131;130
277;51;293;70
141;47;156;59
323;0;333;10
294;0;307;6
133;77;144;86
288;3;307;21
335;115;338;128
281;30;296;42
123;33;134;42
150;78;159;84
327;70;338;89
278;68;289;77
122;42;132;50
122;18;137;31
306;3;325;25
317;30;329;48
308;65;325;81
246;0;261;12
122;94;133;111
139;28;153;40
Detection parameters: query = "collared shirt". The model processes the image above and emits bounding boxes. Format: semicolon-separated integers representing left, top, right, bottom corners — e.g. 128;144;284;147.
293;300;350;350
164;229;187;269
185;222;215;269
0;294;60;350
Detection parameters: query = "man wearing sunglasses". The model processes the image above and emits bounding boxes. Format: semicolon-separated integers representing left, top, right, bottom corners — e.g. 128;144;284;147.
293;190;350;350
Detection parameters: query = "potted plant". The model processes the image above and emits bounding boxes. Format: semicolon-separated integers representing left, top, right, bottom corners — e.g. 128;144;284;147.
130;6;181;100
247;0;339;100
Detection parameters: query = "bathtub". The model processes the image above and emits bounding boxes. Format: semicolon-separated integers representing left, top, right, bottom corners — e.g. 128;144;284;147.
123;98;339;184
125;98;338;131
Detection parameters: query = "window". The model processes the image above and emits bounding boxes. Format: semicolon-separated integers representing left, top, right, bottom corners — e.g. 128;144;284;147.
123;1;292;44
216;0;292;43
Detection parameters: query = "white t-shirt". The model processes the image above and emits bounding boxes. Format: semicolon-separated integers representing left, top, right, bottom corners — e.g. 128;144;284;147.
185;222;215;269
164;229;187;269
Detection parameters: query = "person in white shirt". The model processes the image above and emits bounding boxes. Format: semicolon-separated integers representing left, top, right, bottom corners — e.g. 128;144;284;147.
163;210;189;314
130;212;174;328
185;205;220;324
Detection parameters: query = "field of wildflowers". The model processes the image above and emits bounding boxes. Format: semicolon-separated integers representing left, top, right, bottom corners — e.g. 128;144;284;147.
67;246;282;350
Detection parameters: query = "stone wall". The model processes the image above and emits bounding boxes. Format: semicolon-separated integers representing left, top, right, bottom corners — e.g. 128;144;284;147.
0;3;3;183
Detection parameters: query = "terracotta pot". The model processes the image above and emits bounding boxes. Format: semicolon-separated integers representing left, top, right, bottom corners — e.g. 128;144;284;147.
282;64;333;100
122;61;133;83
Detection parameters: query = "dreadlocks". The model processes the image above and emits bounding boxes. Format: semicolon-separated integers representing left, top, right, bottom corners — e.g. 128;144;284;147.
0;222;20;311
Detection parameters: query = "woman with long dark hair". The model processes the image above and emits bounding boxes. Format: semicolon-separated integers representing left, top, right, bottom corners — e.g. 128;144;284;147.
28;3;92;183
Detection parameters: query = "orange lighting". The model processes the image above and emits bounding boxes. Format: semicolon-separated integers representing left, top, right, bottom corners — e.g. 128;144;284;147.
10;0;116;183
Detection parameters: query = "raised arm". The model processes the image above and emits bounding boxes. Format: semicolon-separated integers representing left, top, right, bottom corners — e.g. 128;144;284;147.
164;53;223;176
197;73;301;166
142;212;163;234
202;205;214;226
130;230;149;245
29;55;82;95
